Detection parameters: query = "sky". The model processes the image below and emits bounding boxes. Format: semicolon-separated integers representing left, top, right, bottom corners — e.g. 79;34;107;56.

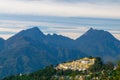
0;0;120;40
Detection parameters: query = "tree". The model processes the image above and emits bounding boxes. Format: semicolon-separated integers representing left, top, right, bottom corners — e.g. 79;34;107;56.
116;61;120;71
89;57;103;72
104;61;114;70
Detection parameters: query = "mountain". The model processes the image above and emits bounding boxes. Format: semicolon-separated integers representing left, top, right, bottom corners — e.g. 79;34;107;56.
75;28;120;62
5;27;45;49
0;27;85;78
0;38;5;52
45;33;74;48
0;27;120;78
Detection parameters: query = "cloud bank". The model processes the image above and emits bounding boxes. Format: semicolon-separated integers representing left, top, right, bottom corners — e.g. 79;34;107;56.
0;0;120;18
0;18;120;40
0;0;120;40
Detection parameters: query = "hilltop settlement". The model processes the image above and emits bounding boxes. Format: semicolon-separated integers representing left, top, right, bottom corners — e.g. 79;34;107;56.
56;57;95;71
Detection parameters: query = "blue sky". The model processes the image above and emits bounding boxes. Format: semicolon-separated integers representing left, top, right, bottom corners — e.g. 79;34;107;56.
0;0;120;40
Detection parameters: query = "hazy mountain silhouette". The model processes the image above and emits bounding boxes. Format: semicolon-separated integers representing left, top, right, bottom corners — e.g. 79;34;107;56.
0;27;120;78
0;27;85;78
75;28;120;61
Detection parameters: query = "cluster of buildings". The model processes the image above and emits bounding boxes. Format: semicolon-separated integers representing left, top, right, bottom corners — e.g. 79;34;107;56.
56;57;95;71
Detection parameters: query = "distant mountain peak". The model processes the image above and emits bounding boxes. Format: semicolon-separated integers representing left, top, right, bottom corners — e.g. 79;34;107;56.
89;27;94;31
31;27;39;30
26;27;40;32
76;28;117;41
7;27;45;42
22;27;43;35
86;28;104;33
79;28;95;37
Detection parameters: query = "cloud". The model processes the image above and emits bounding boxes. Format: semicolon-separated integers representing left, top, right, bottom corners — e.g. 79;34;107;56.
0;0;120;40
0;19;90;39
0;34;13;39
55;27;89;39
112;33;120;40
0;15;120;40
0;0;120;18
0;19;120;40
109;30;120;34
23;0;120;4
58;32;82;39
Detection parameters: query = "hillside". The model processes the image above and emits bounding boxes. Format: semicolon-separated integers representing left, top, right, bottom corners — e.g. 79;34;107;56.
2;57;120;80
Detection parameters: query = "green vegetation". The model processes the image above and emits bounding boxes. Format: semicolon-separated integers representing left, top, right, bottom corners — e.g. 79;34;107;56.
2;57;120;80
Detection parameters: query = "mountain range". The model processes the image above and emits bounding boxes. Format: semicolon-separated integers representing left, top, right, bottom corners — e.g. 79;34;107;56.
0;27;120;78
